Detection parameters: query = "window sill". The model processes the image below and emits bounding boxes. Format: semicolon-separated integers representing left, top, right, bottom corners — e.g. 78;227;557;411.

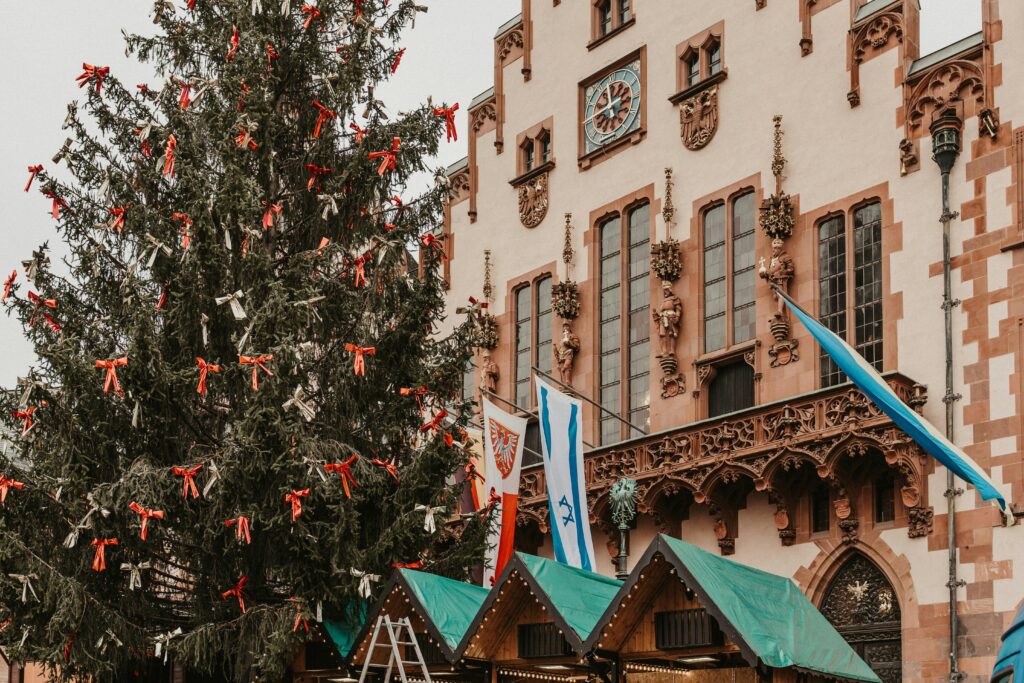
509;160;556;188
669;69;728;105
695;339;758;367
577;128;646;170
587;17;636;51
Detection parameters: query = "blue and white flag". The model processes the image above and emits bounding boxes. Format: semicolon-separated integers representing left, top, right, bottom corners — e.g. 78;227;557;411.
777;288;1012;521
536;376;597;570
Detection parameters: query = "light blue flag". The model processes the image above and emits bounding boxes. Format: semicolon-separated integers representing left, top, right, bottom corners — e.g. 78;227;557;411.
536;375;597;570
777;288;1011;521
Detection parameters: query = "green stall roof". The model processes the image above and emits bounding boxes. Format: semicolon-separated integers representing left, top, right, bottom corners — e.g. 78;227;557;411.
323;599;369;659
586;535;881;683
399;568;490;651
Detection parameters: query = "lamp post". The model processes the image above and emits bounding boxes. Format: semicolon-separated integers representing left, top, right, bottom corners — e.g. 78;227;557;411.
930;105;964;683
609;478;638;581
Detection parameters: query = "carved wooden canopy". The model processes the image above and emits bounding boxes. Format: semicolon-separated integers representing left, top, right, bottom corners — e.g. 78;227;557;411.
516;374;932;543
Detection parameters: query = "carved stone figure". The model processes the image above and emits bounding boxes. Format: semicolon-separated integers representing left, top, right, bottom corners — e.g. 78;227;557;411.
759;238;795;320
517;172;549;228
679;87;719;151
653;281;682;358
479;351;499;395
556;322;581;384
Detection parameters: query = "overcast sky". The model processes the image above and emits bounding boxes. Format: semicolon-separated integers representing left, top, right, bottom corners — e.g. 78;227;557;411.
0;0;982;387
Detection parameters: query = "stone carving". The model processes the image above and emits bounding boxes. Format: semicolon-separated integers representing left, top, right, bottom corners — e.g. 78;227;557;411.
472;312;499;351
479;351;499;395
759;116;795;240
551;281;580;320
449;167;470;201
907;505;934;538
651;240;682;282
848;11;904;109
979;107;999;139
497;28;524;63
759;238;799;367
556;321;581;385
679;87;719;151
654;281;685;398
470;102;496;133
517;171;549;228
907;60;985;133
898;138;918;176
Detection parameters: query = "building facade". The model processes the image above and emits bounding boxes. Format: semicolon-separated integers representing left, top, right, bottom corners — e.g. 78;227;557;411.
441;1;1024;681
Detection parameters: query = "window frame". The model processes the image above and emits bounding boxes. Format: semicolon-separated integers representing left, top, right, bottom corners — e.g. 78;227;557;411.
815;198;885;388
810;484;832;535
674;22;726;94
699;188;758;356
590;0;634;45
597;199;652;445
873;470;896;525
512;274;555;412
515;122;555;180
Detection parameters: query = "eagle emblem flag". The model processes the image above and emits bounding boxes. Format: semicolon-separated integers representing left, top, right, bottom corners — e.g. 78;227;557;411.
482;398;528;586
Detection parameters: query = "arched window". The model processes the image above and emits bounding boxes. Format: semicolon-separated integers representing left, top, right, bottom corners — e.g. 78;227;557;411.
618;0;632;24
684;51;700;87
514;276;553;410
598;202;651;444
538;130;552;164
707;359;754;418
820;555;902;682
597;0;612;37
707;39;722;76
702;191;756;354
522;140;535;173
817;202;884;387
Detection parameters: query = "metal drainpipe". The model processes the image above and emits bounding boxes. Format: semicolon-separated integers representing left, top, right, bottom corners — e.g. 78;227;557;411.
930;106;964;683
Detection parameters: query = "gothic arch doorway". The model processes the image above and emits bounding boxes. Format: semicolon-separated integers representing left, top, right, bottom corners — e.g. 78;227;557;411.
819;553;902;683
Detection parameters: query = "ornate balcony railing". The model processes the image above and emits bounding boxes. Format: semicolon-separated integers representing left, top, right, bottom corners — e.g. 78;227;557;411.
515;373;934;544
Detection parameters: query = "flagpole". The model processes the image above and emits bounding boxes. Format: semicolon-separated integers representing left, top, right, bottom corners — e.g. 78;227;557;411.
532;366;648;436
479;387;598;450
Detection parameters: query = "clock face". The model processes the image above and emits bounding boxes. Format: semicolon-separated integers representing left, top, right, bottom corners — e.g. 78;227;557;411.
583;59;642;154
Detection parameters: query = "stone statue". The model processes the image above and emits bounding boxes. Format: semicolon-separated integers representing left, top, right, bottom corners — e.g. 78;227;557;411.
556;322;581;384
653;280;682;358
759;238;795;319
479;351;499;395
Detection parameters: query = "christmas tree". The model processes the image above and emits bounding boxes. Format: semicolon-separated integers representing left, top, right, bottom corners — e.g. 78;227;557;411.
0;1;486;680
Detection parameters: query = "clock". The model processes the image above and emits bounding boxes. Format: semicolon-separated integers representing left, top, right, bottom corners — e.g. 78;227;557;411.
583;59;642;154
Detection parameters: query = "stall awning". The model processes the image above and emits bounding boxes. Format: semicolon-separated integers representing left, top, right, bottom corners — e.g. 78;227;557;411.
324;599;369;659
586;535;881;683
398;568;490;651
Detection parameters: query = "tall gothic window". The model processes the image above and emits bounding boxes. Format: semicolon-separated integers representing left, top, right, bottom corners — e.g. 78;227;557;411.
599;203;651;444
514;277;554;410
817;202;883;387
702;191;756;354
597;0;612;36
462;359;476;402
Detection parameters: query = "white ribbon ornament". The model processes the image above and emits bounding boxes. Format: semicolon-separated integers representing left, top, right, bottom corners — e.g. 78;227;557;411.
283;386;316;422
414;505;446;534
154;627;183;663
121;561;151;591
143;233;173;269
216;290;247;320
350;569;380;599
10;573;38;603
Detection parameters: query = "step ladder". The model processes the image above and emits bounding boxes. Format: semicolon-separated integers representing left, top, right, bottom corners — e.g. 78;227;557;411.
357;615;433;683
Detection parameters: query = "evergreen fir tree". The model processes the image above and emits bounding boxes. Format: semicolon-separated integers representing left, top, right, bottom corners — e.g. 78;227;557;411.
0;1;487;679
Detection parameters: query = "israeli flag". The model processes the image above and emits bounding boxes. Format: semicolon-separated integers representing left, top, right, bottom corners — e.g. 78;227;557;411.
536;376;597;570
777;287;1012;521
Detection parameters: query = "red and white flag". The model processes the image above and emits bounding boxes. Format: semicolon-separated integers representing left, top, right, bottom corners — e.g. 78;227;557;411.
482;398;527;587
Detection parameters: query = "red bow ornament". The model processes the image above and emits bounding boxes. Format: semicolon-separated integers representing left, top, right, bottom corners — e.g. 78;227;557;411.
222;576;248;613
420;233;446;260
227;25;240;61
391;48;406;74
285;488;310;522
128;502;164;541
433;103;459;142
419;409;449;435
178;82;192;110
27;291;56;326
292;599;309;632
344;344;375;376
163;134;177;178
235;126;258;150
226;515;251;544
392;560;424;569
13;405;37;435
349;122;368;143
173;464;203;500
239;354;274;391
351;252;373;288
90;538;118;572
24;165;43;193
301;5;322;29
108;206;127;233
173;213;192;250
2;270;16;302
305;164;332;192
262;201;283;229
95;356;128;395
311;100;337;138
368;137;400;176
266;43;279;71
400;386;428;415
324;456;360;498
371;458;400;483
44;191;67;220
76;64;110;93
0;475;25;504
195;357;220;397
